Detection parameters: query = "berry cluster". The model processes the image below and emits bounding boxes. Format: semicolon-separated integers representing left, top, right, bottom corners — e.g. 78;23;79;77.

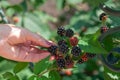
48;27;96;69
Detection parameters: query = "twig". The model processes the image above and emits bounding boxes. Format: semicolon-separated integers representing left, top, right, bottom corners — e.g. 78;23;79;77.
98;26;120;72
100;4;120;17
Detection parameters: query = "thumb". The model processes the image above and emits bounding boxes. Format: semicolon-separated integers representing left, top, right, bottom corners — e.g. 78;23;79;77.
25;30;53;47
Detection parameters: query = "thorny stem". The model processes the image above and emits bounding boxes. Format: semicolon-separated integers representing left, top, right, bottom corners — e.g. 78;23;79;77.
99;4;120;17
0;8;8;23
38;68;59;77
98;26;120;72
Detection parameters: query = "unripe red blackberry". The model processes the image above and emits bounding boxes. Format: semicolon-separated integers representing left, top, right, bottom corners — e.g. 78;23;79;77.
56;58;65;68
58;40;67;46
57;27;66;36
81;54;88;62
59;44;69;53
69;36;79;46
99;13;107;21
71;46;81;57
77;59;84;64
100;26;109;33
65;29;74;38
48;45;58;55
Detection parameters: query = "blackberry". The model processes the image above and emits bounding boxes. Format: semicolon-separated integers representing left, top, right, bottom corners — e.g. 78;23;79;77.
57;27;66;36
81;54;88;62
101;26;109;33
86;53;96;58
71;46;81;57
69;36;78;46
56;58;65;68
65;29;74;38
77;59;84;64
48;45;58;55
59;44;69;53
99;13;107;21
58;40;67;46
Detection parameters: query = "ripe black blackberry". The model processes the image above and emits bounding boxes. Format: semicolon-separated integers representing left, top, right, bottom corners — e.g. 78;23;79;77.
77;59;84;64
59;44;69;53
56;58;65;68
65;29;74;38
57;27;66;36
100;26;109;33
48;45;58;55
71;46;81;57
58;40;67;46
86;53;96;58
99;13;107;21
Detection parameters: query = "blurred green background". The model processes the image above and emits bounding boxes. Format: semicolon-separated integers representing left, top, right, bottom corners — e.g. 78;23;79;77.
0;0;120;80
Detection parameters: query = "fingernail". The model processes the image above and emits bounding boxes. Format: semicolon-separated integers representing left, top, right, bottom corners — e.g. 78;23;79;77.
46;41;53;46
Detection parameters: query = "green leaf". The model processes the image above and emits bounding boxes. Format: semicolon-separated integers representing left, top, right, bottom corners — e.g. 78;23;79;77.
37;76;49;80
8;75;20;80
2;72;13;79
79;39;108;54
23;12;53;39
83;0;107;7
104;66;120;80
13;62;28;74
34;57;49;74
28;75;37;80
49;70;61;80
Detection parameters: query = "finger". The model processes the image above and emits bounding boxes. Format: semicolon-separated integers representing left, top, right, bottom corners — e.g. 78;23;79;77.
24;29;53;47
14;45;50;62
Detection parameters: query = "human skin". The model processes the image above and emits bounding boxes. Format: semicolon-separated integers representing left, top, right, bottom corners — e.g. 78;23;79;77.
0;24;53;62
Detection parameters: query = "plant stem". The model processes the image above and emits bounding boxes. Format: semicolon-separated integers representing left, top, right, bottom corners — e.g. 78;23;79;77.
99;4;120;17
0;8;8;23
38;68;58;77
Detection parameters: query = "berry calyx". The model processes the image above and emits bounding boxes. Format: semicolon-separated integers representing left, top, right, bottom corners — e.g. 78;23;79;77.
69;36;79;46
100;26;109;33
59;44;69;53
71;46;81;57
57;27;66;36
65;29;74;38
99;13;107;21
65;55;74;68
48;45;58;55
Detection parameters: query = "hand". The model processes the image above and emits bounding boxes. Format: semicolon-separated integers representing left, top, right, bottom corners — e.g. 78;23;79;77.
0;24;53;62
